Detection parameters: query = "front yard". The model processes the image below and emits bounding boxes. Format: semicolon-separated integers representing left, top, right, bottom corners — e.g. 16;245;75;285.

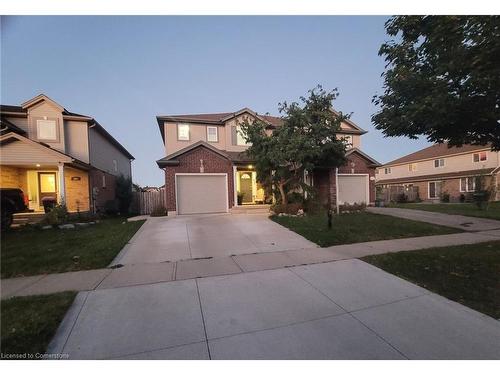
362;241;500;319
1;218;145;279
1;292;77;358
271;212;460;247
388;202;500;221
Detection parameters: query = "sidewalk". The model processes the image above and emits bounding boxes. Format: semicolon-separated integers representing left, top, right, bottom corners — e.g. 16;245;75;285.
367;206;500;231
3;228;500;299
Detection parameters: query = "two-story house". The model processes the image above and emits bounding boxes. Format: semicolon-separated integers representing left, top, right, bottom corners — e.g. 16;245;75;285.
156;108;380;215
0;94;134;215
376;143;500;202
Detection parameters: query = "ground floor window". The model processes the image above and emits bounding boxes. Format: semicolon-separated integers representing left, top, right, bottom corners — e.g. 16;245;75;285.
460;177;476;192
428;181;442;199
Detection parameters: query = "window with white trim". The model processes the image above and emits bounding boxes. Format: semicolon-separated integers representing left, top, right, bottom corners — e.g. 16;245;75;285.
102;175;106;188
428;181;441;199
36;119;57;141
236;125;249;146
207;126;218;142
434;158;445;168
177;124;190;141
384;167;391;174
113;159;118;172
460;177;476;192
342;135;353;149
408;163;418;172
473;152;487;163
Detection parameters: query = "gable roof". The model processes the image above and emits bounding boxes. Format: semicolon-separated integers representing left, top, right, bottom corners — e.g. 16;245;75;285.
1;95;134;160
156;141;231;167
383;142;492;167
346;147;381;166
156;107;366;142
0;117;26;135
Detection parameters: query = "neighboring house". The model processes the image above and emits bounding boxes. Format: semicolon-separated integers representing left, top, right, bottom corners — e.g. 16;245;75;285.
156;108;380;215
376;143;500;202
0;94;134;213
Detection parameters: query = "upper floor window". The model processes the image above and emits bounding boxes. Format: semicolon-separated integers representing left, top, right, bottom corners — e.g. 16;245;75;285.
473;152;487;163
384;167;391;174
177;124;190;141
37;119;57;141
207;126;218;142
342;135;353;149
408;163;418;172
434;158;445;168
236;125;249;146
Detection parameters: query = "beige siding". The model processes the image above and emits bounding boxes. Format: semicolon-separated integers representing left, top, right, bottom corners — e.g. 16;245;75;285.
89;127;131;178
376;149;499;182
0;138;70;165
3;116;29;133
164;122;227;155
27;101;65;153
65;120;90;163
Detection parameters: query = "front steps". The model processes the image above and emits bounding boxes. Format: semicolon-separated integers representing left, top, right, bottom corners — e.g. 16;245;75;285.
231;204;271;214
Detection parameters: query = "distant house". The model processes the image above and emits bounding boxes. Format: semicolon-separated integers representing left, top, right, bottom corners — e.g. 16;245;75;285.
155;108;380;215
0;94;134;213
376;143;499;202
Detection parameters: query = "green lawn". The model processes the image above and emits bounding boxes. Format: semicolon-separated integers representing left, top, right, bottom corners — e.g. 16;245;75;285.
1;292;76;358
1;218;145;279
362;241;500;319
271;212;460;247
388;202;500;220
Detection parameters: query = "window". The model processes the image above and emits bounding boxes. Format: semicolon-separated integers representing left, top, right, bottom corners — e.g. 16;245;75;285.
408;163;418;172
473;152;487;163
236;125;249;146
384;167;391;174
102;175;106;188
177;124;190;141
113;160;118;172
428;181;441;199
207;126;218;142
37;119;57;141
342;135;353;148
434;158;445;168
460;177;476;192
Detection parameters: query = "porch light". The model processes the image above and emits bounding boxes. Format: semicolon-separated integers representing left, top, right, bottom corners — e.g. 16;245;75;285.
36;164;41;167
247;165;253;169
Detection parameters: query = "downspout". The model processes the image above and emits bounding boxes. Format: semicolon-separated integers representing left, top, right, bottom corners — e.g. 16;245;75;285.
335;167;339;214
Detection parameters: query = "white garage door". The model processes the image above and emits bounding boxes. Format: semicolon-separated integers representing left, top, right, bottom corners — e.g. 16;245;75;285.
176;174;228;215
338;175;369;205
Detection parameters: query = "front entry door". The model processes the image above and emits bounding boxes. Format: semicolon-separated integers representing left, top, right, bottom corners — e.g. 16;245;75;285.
239;172;253;203
38;172;57;206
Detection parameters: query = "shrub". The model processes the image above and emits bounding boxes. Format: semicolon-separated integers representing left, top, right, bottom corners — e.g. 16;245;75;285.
339;202;366;213
271;203;303;215
459;194;466;203
116;175;133;215
441;192;450;203
104;199;119;215
40;204;69;226
287;192;304;204
150;206;167;217
303;198;324;214
237;193;244;205
396;193;408;203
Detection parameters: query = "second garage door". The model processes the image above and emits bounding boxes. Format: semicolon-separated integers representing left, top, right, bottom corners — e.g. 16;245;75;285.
176;174;228;215
338;174;369;205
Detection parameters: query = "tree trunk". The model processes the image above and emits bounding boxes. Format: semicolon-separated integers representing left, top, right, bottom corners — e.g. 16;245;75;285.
278;182;287;207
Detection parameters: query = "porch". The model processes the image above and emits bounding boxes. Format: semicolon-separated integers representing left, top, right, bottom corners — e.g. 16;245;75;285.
233;166;267;206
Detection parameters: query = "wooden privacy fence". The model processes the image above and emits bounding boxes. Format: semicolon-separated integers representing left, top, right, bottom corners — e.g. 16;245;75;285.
132;188;166;215
378;185;420;203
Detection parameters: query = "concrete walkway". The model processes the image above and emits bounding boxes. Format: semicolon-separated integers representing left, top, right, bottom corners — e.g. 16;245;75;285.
368;206;500;231
46;259;500;359
3;228;500;300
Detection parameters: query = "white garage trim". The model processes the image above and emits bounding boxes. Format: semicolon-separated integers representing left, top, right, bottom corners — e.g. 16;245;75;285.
337;173;370;205
175;173;229;214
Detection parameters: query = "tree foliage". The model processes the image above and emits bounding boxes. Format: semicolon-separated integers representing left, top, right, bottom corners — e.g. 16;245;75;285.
373;16;500;150
240;86;348;205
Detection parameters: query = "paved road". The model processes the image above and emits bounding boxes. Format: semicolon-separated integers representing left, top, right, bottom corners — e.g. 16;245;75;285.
367;206;500;231
48;259;500;359
115;213;317;265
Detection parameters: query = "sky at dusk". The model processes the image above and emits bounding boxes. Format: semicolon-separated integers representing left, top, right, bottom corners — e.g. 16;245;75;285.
1;16;432;186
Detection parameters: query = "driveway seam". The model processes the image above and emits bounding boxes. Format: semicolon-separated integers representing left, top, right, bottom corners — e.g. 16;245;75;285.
107;339;208;359
186;223;193;259
286;266;410;359
195;279;211;360
60;291;90;355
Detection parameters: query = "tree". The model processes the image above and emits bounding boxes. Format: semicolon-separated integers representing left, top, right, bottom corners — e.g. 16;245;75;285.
115;174;133;215
372;16;500;150
240;85;348;207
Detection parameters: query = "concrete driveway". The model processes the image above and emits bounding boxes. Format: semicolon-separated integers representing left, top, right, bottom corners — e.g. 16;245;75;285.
115;214;316;265
49;259;500;359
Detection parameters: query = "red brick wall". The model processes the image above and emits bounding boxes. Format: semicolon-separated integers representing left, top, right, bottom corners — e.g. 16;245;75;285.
164;147;234;212
89;169;117;213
